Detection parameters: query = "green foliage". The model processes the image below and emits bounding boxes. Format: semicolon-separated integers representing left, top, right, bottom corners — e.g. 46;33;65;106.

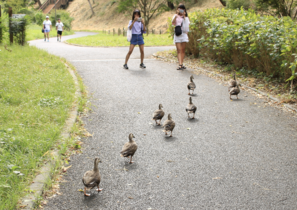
117;0;137;13
227;0;251;10
255;0;297;17
49;10;74;31
0;45;75;210
10;16;28;45
186;8;297;84
33;11;44;26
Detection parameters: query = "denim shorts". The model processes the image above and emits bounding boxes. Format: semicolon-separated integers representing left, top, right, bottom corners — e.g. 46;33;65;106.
44;29;50;33
130;34;144;45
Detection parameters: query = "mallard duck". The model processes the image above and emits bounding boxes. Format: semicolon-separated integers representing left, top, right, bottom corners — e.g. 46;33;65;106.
162;114;175;137
187;75;196;95
186;97;197;119
152;104;165;126
82;158;102;197
120;133;138;164
228;73;237;91
229;85;240;99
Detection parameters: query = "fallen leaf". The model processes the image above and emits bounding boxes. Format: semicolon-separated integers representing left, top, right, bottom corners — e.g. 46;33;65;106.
128;196;133;199
157;176;159;178
212;177;222;180
42;151;49;157
167;160;174;162
138;112;142;114
78;189;84;192
62;165;72;173
187;128;191;130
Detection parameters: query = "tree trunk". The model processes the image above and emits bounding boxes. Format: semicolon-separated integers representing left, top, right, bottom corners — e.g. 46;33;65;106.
219;0;226;6
37;0;42;7
87;0;95;16
167;1;174;10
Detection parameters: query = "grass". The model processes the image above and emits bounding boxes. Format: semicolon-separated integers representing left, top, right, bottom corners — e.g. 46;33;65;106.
66;32;174;47
0;44;76;209
26;24;74;41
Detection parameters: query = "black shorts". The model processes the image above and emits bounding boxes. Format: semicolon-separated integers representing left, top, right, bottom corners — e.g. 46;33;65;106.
57;31;63;35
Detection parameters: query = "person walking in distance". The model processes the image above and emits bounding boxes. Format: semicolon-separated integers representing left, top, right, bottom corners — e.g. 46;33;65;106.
56;18;64;42
172;4;190;70
43;16;52;42
123;9;146;70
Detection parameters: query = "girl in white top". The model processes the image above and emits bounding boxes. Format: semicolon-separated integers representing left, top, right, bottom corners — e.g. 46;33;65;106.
43;16;52;42
172;4;190;70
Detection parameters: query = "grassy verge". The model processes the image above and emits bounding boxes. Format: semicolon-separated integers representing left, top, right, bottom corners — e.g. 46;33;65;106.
0;44;76;209
156;50;297;105
26;24;74;41
66;32;173;47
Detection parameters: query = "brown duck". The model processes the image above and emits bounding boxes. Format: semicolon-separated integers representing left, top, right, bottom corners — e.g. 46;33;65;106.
187;75;196;95
152;104;165;126
186;97;197;119
120;133;138;164
82;158;102;196
229;85;240;100
162;114;176;137
228;73;237;91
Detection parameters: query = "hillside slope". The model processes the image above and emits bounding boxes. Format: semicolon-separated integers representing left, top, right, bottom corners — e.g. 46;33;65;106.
67;0;223;31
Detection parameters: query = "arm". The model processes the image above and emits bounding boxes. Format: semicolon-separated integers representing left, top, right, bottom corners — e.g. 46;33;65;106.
172;14;177;25
56;24;58;31
141;19;146;32
129;20;136;30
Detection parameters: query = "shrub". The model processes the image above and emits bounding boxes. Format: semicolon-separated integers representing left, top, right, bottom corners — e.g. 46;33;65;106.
186;8;297;85
33;12;45;26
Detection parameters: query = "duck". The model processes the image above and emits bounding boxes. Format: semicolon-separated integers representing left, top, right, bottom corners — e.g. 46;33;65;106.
186;97;197;119
228;73;237;91
82;158;102;197
120;133;138;164
152;104;165;126
187;75;196;95
229;85;240;100
162;114;176;137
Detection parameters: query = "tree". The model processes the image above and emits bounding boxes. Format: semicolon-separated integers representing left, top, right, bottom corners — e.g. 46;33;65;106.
256;0;297;18
118;0;166;33
219;0;226;6
87;0;95;16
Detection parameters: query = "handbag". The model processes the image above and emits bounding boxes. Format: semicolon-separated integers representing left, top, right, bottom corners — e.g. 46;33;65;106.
42;28;44;33
175;22;183;36
127;28;132;42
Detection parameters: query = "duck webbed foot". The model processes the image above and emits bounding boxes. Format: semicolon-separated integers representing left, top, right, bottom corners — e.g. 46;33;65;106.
84;188;90;197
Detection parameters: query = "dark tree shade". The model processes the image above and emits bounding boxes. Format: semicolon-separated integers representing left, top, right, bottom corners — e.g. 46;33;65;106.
219;0;226;6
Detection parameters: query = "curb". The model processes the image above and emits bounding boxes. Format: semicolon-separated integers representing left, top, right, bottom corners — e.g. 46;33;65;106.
63;41;175;48
19;63;81;209
152;54;297;113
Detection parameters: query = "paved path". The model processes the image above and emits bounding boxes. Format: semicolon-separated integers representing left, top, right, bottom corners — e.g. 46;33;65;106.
30;33;297;209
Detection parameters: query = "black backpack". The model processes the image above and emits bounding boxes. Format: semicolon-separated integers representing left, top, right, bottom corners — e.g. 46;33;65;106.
175;22;183;36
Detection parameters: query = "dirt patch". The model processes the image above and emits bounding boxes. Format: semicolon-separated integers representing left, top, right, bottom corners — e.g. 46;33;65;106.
67;0;223;31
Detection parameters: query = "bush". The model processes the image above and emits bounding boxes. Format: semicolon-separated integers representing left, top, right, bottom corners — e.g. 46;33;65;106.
226;0;251;10
186;8;297;84
33;12;45;26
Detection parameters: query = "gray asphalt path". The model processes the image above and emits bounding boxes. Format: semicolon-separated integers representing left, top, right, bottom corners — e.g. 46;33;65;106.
30;32;297;209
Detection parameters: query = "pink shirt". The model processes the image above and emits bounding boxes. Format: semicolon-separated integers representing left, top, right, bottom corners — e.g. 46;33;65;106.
172;14;184;26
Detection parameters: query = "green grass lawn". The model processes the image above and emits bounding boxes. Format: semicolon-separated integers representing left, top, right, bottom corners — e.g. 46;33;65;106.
66;32;174;47
0;45;76;209
26;24;74;41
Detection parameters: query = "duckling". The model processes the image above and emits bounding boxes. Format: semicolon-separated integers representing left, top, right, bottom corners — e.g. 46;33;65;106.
162;114;175;137
228;73;237;91
152;104;165;126
186;97;197;119
120;133;138;164
187;75;196;95
82;158;102;197
229;85;240;100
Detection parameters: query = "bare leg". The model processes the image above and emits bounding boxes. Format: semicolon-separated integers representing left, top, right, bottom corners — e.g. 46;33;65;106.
139;44;144;64
181;42;186;65
129;156;134;164
176;43;182;66
84;187;90;196
125;44;136;64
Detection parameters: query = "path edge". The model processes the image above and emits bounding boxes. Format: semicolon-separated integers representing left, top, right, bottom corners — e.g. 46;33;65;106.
18;63;81;210
152;54;297;113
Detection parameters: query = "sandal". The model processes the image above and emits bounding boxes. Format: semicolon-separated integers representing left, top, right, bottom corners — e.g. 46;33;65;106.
177;65;183;70
182;64;186;69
